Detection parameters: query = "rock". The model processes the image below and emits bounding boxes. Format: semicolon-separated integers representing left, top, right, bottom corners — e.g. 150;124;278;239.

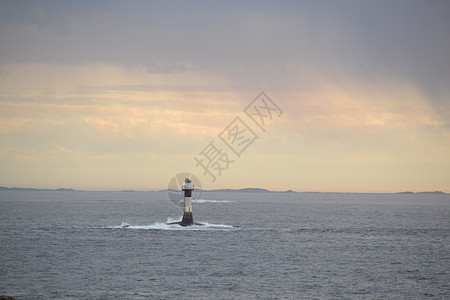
0;296;16;300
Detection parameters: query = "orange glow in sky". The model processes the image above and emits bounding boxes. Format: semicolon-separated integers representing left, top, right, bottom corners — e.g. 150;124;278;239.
1;1;449;192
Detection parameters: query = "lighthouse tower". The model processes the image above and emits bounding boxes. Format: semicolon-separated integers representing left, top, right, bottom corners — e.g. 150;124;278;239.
180;178;195;226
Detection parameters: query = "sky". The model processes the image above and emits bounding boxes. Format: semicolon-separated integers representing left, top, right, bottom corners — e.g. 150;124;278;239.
0;0;449;192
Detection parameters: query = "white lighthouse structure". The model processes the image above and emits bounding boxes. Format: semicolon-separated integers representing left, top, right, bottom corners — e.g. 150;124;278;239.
180;178;195;226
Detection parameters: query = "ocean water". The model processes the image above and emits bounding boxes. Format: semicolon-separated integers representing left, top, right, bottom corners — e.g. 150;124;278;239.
0;190;449;299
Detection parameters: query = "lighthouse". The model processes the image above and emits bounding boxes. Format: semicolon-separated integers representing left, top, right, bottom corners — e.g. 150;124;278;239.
180;178;195;226
166;176;203;226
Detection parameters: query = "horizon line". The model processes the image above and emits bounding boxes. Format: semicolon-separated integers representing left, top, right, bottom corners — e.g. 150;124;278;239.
0;186;448;195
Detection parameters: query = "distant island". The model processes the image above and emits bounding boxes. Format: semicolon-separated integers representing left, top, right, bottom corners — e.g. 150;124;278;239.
1;186;447;195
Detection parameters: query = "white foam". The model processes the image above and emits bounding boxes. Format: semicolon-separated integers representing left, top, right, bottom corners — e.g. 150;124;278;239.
166;216;180;223
193;199;235;203
198;222;234;228
119;221;131;228
111;219;236;231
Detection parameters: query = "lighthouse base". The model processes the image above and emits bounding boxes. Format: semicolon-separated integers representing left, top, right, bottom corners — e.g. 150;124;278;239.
167;212;203;227
180;212;194;226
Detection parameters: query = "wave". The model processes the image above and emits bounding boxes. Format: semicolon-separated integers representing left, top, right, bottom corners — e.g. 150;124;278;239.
110;219;236;231
192;199;235;203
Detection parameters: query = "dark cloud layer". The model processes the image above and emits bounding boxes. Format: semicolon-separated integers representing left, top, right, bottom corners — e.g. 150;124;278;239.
1;0;449;110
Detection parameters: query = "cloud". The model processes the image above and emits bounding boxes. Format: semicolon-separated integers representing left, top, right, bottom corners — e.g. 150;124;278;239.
146;63;187;74
1;1;449;104
0;1;449;190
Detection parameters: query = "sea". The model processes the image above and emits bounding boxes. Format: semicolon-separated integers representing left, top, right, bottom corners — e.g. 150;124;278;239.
0;190;449;299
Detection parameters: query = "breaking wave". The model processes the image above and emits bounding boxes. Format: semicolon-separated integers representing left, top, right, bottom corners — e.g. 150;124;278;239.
193;199;235;203
109;219;236;231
